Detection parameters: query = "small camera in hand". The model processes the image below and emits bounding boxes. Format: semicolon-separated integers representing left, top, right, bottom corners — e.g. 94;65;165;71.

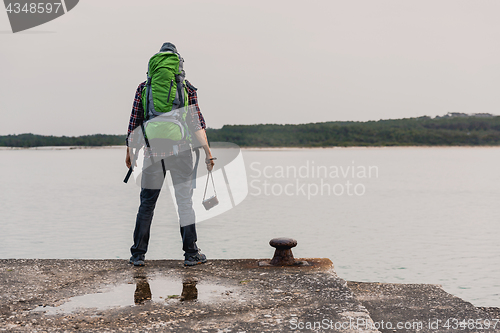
202;195;219;210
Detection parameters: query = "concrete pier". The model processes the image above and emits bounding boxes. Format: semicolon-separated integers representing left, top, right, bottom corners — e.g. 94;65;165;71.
0;259;499;332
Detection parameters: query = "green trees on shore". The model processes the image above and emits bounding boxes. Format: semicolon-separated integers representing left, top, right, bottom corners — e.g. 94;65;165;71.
0;133;126;147
207;116;500;147
2;116;500;147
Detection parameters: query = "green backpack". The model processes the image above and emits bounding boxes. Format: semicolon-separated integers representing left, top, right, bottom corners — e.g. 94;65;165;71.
141;43;190;143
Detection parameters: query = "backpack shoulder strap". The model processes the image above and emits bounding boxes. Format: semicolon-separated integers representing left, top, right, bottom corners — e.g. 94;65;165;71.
141;79;150;120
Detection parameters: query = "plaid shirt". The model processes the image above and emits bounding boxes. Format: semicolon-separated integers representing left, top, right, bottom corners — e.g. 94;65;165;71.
126;80;206;158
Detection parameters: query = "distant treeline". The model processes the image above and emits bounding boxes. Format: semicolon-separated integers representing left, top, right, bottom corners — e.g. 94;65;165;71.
2;116;500;147
206;116;500;147
0;133;126;147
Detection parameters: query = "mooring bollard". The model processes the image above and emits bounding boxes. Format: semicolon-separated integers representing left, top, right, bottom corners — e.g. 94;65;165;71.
269;237;298;266
258;237;309;267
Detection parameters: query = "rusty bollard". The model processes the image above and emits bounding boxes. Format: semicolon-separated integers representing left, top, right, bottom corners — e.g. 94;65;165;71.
258;237;309;267
269;237;298;266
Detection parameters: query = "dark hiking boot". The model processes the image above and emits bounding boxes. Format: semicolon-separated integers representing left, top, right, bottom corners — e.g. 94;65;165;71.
184;251;207;266
129;254;145;266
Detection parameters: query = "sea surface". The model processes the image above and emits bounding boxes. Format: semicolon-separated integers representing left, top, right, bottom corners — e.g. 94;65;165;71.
0;146;499;307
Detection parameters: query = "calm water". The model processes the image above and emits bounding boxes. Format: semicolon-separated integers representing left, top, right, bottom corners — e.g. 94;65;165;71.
0;146;499;307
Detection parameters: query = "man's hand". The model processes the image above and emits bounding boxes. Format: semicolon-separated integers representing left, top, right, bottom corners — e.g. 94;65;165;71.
126;147;133;169
193;129;215;172
205;158;215;172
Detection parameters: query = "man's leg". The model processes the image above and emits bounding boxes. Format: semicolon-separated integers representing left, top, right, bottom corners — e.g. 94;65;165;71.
130;160;165;264
130;188;161;257
167;150;200;257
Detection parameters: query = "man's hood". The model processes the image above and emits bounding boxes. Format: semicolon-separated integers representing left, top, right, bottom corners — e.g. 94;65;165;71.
159;42;178;53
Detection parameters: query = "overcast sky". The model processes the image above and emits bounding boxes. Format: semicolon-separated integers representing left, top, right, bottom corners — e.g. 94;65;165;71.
1;0;499;136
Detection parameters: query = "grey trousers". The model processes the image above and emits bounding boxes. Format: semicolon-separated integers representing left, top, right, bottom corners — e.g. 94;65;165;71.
130;149;198;257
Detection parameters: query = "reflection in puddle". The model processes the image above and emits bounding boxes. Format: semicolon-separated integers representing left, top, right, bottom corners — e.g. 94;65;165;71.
134;276;152;304
180;279;198;302
32;275;236;314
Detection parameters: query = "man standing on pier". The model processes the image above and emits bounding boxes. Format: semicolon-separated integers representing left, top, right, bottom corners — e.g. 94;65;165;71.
125;42;215;267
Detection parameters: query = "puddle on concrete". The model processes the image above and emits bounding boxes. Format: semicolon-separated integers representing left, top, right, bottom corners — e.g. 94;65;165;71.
32;276;239;315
